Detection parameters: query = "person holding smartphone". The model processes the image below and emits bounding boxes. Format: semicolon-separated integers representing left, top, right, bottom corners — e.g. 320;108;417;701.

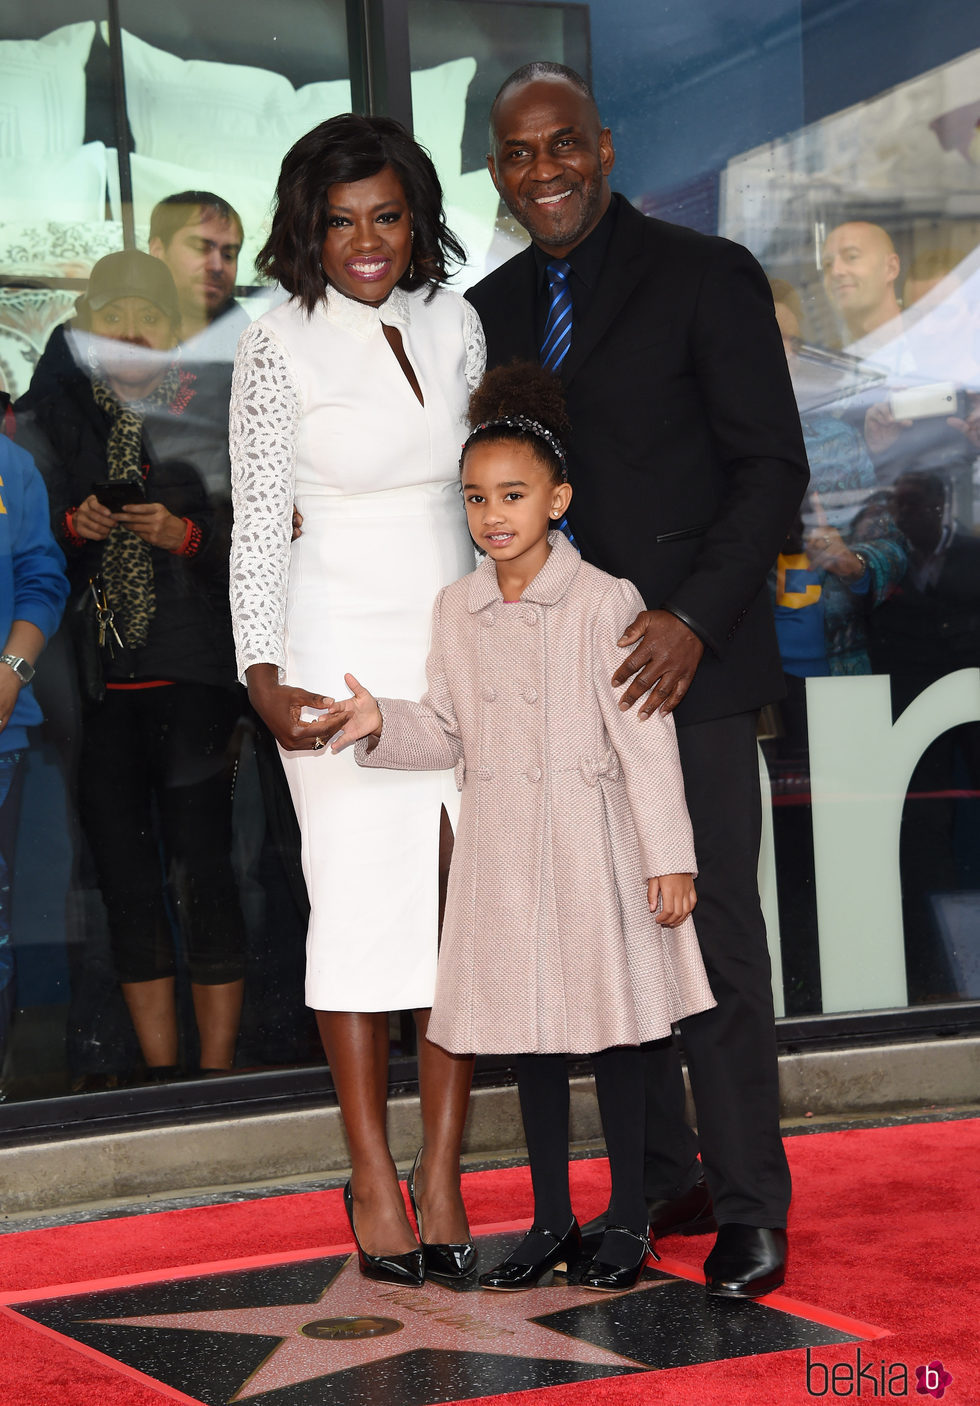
14;250;247;1082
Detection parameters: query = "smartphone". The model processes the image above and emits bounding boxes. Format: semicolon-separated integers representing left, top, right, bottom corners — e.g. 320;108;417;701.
889;383;959;421
91;480;146;512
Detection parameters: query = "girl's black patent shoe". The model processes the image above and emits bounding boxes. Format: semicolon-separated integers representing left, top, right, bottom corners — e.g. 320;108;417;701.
343;1180;425;1287
408;1149;478;1280
478;1219;581;1291
580;1225;656;1293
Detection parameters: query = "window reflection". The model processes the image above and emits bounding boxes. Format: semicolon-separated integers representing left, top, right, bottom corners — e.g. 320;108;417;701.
723;44;980;1011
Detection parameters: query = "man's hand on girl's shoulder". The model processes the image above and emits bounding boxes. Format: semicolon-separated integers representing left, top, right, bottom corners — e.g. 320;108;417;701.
614;609;704;717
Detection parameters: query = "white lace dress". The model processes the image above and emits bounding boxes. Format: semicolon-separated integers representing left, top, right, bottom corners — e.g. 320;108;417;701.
230;285;485;1011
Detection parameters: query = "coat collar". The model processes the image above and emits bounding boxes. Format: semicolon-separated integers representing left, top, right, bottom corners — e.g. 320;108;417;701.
466;531;583;612
323;284;411;341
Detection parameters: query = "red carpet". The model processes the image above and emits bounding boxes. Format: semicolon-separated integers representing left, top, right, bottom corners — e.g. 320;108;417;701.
0;1117;976;1405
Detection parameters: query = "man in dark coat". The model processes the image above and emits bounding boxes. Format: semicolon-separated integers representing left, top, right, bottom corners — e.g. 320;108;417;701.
467;63;809;1296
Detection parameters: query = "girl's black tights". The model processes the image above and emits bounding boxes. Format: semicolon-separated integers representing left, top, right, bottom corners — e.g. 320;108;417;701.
515;1046;648;1247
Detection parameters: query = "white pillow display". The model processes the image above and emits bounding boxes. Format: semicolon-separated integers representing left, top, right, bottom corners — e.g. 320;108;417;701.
0;142;108;226
0;219;124;279
443;169;508;287
408;57;477;193
107;25;478;190
0;22;96;158
103;25;353;171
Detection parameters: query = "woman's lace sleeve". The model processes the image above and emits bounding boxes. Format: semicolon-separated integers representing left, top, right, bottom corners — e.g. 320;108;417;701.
229;321;300;682
462;298;487;392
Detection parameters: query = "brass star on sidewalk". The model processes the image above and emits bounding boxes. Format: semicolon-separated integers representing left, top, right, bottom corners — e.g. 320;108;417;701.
94;1255;662;1399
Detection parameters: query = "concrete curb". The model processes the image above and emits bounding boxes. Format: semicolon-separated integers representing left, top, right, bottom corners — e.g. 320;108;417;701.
1;1036;976;1214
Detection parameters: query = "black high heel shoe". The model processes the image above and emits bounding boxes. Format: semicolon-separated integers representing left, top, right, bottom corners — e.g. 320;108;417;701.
408;1149;478;1280
343;1181;425;1287
478;1219;581;1292
580;1225;657;1293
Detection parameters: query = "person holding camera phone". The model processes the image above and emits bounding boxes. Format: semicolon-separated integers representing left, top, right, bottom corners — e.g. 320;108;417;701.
821;222;977;485
14;250;247;1082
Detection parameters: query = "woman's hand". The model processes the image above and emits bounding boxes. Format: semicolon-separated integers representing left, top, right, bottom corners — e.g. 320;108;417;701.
648;873;697;926
327;673;383;753
805;491;866;582
117;501;187;551
864;400;911;455
804;525;865;580
246;662;337;751
71;493;117;541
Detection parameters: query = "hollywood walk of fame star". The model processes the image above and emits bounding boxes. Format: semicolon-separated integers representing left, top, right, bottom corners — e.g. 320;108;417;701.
92;1254;665;1399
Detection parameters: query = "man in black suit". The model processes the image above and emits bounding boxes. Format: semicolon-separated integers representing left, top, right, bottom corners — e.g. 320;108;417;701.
467;63;809;1296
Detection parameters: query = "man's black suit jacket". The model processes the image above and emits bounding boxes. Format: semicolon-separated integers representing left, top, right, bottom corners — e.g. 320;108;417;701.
466;195;809;726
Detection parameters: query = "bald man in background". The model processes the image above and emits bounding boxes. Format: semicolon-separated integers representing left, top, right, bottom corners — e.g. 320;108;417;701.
821;221;901;343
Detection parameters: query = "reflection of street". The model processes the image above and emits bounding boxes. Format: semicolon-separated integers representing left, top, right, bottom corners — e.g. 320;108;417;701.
763;247;980;1012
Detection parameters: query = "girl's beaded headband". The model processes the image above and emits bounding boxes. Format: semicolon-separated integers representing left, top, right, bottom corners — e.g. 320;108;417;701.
461;415;568;480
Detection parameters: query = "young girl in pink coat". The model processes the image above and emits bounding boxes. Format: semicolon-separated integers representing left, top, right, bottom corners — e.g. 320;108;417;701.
329;364;714;1293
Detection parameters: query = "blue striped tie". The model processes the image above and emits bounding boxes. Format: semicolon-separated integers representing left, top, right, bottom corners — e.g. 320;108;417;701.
540;259;576;545
540;259;572;371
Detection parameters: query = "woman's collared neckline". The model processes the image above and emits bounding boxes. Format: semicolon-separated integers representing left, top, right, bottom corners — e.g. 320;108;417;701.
323;283;412;340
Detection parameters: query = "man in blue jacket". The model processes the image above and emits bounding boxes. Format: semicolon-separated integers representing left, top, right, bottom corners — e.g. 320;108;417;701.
0;434;69;1060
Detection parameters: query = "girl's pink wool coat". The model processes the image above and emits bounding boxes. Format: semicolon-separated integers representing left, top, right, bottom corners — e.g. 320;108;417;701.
356;532;716;1054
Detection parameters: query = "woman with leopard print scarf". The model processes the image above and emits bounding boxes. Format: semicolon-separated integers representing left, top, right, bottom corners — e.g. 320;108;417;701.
14;251;247;1085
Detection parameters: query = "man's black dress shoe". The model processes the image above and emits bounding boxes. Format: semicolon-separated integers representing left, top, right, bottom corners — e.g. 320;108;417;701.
648;1175;717;1237
581;1175;716;1252
478;1220;581;1292
408;1149;478;1280
343;1181;425;1287
703;1224;787;1298
581;1225;656;1293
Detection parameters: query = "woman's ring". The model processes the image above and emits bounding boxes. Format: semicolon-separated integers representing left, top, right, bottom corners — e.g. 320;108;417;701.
313;736;325;750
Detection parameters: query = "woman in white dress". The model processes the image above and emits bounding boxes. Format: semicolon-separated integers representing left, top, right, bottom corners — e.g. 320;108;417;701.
229;116;485;1285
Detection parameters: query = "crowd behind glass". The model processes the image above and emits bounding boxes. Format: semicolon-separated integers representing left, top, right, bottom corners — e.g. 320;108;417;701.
0;20;978;1100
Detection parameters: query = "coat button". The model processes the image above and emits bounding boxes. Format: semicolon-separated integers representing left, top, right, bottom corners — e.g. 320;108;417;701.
482;686;496;702
481;611;495;628
522;686;538;704
522;609;538;626
478;765;493;780
525;765;542;782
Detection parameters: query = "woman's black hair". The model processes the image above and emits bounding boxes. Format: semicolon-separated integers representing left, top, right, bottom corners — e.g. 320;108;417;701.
464;361;571;485
257;113;466;313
